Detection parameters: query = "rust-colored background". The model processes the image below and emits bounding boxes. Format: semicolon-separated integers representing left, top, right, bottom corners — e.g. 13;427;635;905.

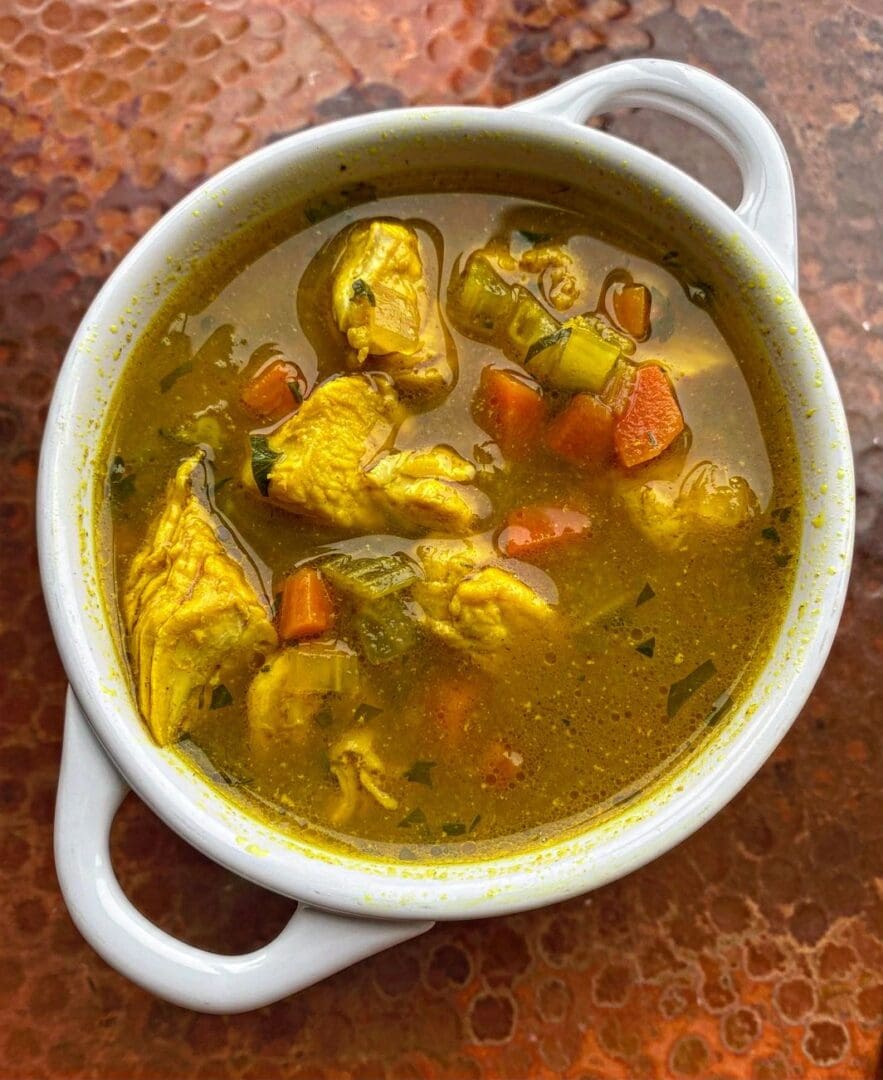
1;1;881;1077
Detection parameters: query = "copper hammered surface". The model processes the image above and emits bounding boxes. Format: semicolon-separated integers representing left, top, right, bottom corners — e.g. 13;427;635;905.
1;1;881;1077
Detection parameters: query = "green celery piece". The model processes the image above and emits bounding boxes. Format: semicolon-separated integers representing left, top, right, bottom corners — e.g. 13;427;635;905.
553;323;619;392
574;312;636;356
454;254;516;340
321;553;418;601
525;319;619;393
355;596;419;665
504;285;558;361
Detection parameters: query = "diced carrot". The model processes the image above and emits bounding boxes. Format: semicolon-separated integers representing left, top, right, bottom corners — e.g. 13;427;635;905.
473;366;546;460
278;567;335;641
427;676;483;747
545;393;614;466
498;505;591;559
481;741;524;789
241;359;307;422
614;364;685;468
613;283;651;339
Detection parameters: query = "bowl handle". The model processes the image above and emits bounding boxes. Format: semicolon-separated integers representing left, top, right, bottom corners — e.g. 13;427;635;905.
54;690;433;1013
511;59;798;286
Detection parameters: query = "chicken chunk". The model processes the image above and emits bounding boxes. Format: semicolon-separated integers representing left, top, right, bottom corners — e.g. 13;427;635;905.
519;243;583;311
624;461;760;549
245;374;483;536
413;541;555;654
332;220;455;396
333;221;423;361
244;374;401;532
123;453;277;746
329;728;398;825
247;643;361;759
365;446;489;535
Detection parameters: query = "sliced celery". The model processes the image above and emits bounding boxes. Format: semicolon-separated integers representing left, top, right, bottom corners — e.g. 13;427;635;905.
574;312;636;356
504;286;559;361
450;254;516;342
321;553;419;601
281;642;360;694
355;597;419;664
525;319;620;393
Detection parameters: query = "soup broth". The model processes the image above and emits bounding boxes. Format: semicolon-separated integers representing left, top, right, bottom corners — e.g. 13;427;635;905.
100;174;800;859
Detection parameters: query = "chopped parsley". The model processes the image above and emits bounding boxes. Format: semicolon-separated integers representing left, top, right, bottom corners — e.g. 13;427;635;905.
209;685;233;710
517;229;552;245
351;278;376;305
314;707;333;729
399;808;427;828
250;435;282;497
354;702;383;725
667;660;717;718
159;359;193;394
403;760;436;787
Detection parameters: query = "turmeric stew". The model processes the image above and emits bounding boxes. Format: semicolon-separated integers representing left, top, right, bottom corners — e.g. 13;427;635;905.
101;181;800;858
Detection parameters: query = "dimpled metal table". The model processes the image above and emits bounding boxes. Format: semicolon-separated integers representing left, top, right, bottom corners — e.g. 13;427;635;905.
0;1;881;1077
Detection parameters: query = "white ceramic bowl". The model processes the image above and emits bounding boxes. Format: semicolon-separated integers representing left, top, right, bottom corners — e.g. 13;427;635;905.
38;60;854;1013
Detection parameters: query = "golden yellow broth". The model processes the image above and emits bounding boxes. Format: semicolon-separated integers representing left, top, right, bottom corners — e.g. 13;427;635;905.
100;178;800;860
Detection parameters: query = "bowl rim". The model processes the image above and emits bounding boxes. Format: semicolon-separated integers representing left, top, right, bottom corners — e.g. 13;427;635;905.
38;102;855;920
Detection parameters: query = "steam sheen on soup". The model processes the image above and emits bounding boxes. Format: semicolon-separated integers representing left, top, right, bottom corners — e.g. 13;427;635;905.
100;177;800;858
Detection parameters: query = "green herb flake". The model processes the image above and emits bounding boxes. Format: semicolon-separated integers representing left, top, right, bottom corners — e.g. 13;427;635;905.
635;583;656;607
351;278;376;306
287;380;304;404
313;705;333;729
403;760;436;787
667;659;717;718
774;552;792;568
636;637;655;658
442;822;466;836
772;506;792;522
706;693;733;727
250;435;282;497
398;808;427;828
354;702;383;725
517;229;552;245
209;684;233;710
762;526;781;543
159;359;194;394
108;455;135;504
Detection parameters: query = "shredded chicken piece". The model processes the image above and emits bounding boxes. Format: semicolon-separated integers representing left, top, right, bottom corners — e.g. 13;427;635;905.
123;453;277;745
245;374;483;536
519;244;582;311
624;461;760;549
332;219;455;396
366;446;488;535
413;541;555;655
329;729;398;825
